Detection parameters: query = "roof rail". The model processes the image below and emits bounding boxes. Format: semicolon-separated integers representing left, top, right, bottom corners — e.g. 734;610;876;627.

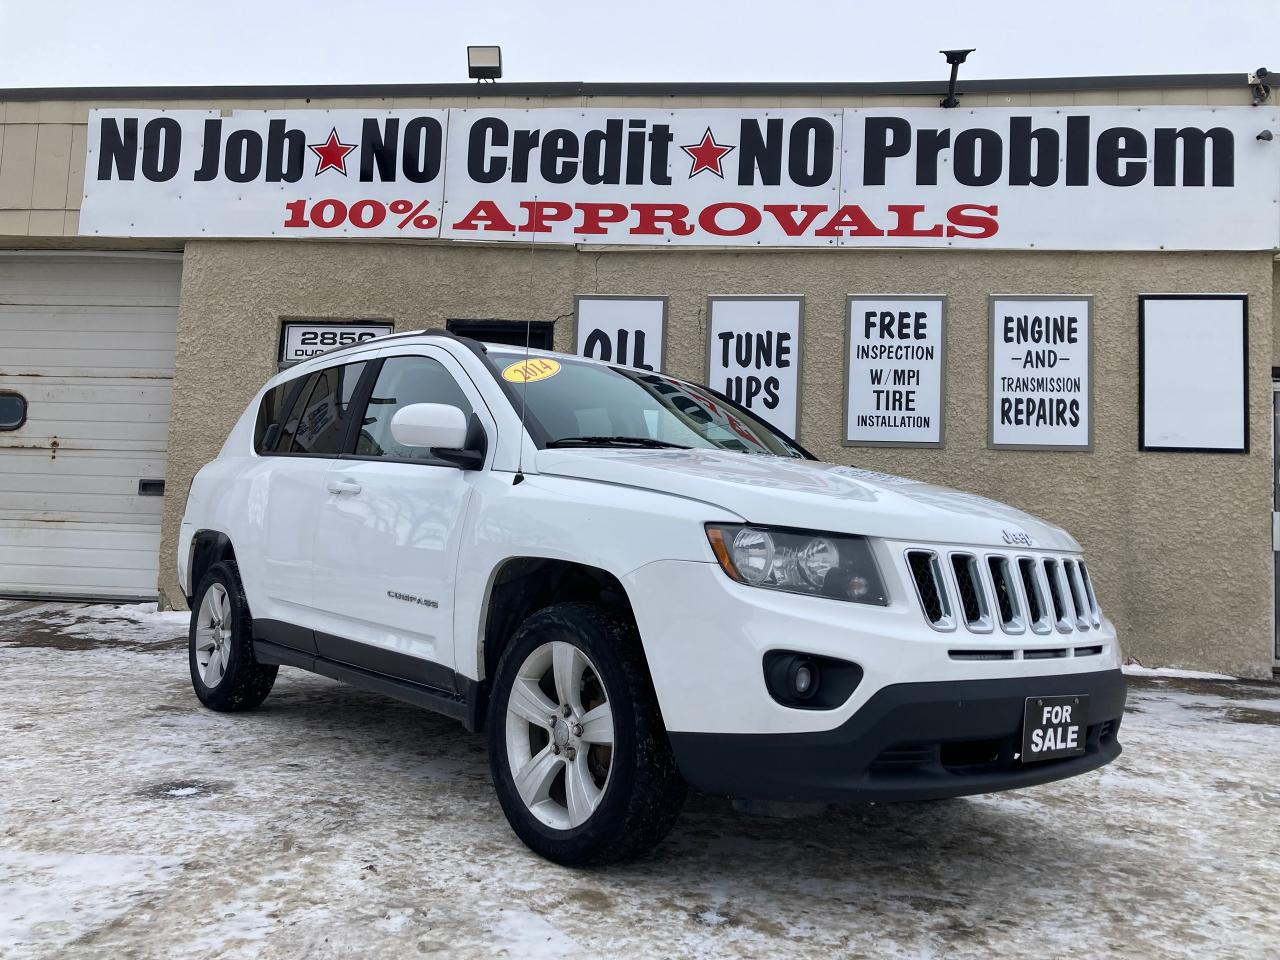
306;325;494;364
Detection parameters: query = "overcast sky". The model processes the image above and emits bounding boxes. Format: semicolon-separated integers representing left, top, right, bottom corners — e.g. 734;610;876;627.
2;0;1276;88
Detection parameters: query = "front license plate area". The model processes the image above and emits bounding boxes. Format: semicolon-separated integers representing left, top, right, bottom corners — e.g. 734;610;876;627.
1021;695;1089;763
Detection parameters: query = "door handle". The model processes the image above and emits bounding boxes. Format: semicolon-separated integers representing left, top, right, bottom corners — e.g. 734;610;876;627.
327;478;362;495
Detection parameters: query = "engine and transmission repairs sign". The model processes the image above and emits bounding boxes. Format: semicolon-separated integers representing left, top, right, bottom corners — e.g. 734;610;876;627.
844;296;945;446
989;296;1092;449
80;106;1279;250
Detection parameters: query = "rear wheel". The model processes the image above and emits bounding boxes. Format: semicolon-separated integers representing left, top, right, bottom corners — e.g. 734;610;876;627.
488;602;686;865
189;561;277;712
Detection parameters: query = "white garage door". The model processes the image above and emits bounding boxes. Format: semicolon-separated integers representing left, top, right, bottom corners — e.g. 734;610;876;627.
0;254;181;600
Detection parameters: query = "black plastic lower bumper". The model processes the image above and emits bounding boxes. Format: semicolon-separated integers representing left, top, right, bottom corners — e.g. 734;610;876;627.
668;669;1126;803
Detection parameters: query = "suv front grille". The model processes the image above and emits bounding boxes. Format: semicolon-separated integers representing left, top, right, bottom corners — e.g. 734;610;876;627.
987;556;1019;629
1018;557;1046;627
907;548;1102;648
950;553;989;629
907;550;950;626
1043;559;1071;629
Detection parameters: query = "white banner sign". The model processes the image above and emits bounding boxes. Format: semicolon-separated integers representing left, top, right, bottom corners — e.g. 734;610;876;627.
990;296;1092;449
574;296;667;370
845;297;945;446
706;297;802;437
82;109;449;239
81;106;1280;249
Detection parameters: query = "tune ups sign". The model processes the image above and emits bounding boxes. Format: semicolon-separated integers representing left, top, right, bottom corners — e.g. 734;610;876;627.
80;106;1279;249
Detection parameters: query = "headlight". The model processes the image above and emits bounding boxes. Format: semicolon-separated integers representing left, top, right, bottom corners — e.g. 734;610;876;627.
705;524;888;605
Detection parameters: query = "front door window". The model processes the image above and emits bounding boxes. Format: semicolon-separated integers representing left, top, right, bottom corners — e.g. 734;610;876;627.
354;355;473;462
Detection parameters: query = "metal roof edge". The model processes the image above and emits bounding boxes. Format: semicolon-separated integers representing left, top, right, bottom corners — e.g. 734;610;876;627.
0;73;1252;102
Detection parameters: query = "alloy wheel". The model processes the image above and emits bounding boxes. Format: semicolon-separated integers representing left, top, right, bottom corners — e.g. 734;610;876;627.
504;640;615;829
193;582;232;689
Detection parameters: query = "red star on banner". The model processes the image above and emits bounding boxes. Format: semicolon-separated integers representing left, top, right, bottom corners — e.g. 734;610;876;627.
681;127;735;178
308;128;357;176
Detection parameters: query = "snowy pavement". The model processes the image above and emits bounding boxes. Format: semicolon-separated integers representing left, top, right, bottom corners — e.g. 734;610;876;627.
2;602;1279;959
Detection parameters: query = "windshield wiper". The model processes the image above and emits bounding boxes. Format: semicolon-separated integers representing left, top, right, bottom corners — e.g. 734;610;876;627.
546;436;690;449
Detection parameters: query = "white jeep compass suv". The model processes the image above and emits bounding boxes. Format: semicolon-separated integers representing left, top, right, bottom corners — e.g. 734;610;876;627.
178;329;1125;864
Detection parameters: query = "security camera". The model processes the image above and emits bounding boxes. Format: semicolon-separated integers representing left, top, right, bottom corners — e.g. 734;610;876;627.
1250;68;1272;106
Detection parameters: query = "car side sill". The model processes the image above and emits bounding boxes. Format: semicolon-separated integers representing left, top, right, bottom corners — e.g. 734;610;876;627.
252;637;479;729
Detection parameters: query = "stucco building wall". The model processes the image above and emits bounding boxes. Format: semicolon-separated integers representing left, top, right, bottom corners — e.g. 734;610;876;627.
159;239;1277;678
1;80;1275;675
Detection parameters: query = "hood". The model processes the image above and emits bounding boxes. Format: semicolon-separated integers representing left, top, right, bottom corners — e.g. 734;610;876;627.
535;448;1081;552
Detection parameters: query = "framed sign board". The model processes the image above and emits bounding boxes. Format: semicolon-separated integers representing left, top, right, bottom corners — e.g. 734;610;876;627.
989;296;1093;450
573;296;667;371
1139;295;1248;453
705;296;803;438
278;320;393;367
844;296;945;447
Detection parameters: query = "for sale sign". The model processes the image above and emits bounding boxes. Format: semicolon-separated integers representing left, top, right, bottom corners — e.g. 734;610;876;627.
81;106;1280;250
845;297;945;446
989;296;1092;449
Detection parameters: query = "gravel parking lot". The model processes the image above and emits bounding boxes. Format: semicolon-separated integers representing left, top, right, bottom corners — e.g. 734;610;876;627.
2;600;1278;959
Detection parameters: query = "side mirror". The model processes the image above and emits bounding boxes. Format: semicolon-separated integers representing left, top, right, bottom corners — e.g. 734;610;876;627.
390;403;468;450
388;404;487;470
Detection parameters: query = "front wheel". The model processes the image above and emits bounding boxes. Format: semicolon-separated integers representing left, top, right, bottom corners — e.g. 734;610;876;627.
487;603;686;865
189;560;277;712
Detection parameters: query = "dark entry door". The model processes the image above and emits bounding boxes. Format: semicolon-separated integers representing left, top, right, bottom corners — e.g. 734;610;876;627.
447;319;554;350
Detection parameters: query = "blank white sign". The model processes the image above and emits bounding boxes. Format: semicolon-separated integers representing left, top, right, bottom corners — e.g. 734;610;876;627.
1140;296;1247;452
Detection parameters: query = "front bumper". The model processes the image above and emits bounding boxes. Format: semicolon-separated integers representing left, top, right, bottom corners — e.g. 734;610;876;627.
668;668;1125;803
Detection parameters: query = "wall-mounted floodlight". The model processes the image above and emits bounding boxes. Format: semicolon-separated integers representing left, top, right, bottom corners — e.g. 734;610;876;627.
940;49;975;108
468;46;503;82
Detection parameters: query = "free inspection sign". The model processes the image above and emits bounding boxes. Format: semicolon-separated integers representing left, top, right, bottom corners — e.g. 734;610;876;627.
845;296;945;447
81;106;1280;249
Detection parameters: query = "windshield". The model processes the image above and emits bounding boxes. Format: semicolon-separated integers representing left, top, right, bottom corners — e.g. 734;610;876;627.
487;350;808;458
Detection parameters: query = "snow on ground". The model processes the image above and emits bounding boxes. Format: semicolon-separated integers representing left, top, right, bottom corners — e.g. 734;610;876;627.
2;602;1279;959
1122;663;1238;681
0;851;183;948
0;600;189;650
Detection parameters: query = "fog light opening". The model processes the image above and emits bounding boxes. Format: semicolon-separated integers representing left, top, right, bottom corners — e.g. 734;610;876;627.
790;659;819;700
763;651;861;710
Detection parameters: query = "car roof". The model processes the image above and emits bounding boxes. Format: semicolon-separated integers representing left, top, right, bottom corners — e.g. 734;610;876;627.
263;327;664;392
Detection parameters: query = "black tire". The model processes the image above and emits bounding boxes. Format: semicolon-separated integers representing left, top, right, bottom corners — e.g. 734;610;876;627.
188;560;277;712
487;602;687;866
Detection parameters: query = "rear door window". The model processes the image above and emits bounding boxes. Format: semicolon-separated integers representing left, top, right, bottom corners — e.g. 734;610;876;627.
255;379;303;453
276;361;368;456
